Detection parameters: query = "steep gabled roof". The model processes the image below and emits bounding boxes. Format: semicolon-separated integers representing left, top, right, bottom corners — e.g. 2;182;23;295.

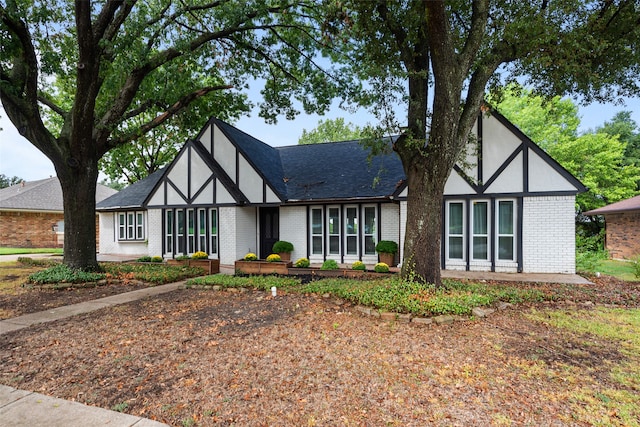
96;168;165;210
584;194;640;215
278;139;404;201
213;118;287;199
0;177;117;212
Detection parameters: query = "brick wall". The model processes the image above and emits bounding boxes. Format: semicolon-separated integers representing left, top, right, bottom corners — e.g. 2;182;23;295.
522;195;576;274
0;210;100;249
605;211;640;259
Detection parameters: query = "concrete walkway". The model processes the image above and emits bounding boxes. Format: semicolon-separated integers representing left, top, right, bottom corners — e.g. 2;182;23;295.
0;384;168;426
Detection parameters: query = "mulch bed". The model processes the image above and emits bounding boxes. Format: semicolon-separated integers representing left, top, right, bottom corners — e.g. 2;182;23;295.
0;274;639;426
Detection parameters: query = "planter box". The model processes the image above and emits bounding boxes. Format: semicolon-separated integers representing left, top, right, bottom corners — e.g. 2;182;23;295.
167;258;220;274
287;267;390;279
378;252;396;267
235;260;291;275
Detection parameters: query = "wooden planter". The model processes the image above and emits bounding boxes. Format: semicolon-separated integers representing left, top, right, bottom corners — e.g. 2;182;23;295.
378;252;396;267
278;252;292;262
235;260;291;275
167;258;220;274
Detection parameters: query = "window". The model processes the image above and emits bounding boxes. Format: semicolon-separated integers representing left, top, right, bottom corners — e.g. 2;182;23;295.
311;208;323;255
210;209;218;255
117;211;145;241
447;202;464;260
198;208;207;252
497;200;515;261
328;207;340;255
363;206;377;255
176;209;185;254
472;201;488;260
345;206;358;255
165;210;173;254
186;209;195;254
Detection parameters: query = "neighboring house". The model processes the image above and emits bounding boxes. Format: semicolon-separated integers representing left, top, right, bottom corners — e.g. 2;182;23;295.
97;109;585;274
584;194;640;259
0;177;117;249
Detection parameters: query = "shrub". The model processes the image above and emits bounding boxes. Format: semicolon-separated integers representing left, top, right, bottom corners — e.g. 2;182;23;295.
374;262;390;273
28;264;105;285
320;259;339;270
175;255;190;261
150;256;163;263
633;255;640;279
351;261;366;270
266;253;282;262
137;256;152;262
272;240;294;253
294;257;310;268
576;250;607;273
375;240;398;254
243;253;258;261
192;251;209;260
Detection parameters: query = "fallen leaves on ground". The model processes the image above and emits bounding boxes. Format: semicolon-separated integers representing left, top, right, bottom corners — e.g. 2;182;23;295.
1;277;640;426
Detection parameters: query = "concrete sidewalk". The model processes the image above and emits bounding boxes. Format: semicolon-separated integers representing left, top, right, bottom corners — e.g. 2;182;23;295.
0;385;168;426
0;281;184;335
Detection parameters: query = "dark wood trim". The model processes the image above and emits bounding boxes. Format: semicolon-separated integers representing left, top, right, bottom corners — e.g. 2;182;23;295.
477;114;484;185
480;144;524;193
517;197;524;272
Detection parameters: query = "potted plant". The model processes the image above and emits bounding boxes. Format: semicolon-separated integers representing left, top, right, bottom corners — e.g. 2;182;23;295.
375;240;398;267
272;240;294;262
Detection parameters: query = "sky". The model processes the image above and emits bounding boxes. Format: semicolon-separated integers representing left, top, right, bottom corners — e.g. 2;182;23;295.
1;95;639;182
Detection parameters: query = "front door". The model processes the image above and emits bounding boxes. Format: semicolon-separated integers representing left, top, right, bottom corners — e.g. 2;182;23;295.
259;207;279;259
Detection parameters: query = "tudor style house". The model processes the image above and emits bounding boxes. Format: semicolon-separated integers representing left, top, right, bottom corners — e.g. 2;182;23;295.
97;109;585;274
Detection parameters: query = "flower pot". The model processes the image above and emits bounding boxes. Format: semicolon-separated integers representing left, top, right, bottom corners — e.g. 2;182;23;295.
378;252;395;267
278;252;292;262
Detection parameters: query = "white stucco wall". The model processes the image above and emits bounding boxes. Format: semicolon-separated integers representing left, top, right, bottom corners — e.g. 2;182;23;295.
278;205;307;263
147;209;163;257
379;203;401;266
522;195;576;274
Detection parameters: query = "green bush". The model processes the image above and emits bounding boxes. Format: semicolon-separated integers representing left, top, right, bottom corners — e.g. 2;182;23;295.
17;257;58;267
272;240;294;253
28;264;106;285
151;256;163;263
175;255;190;260
375;240;398;254
137;256;152;262
374;262;390;273
633;255;640;279
294;258;310;268
320;259;339;270
352;261;366;270
576;250;608;273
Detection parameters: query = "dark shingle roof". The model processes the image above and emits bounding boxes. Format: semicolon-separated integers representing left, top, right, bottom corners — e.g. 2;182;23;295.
95;120;405;209
278;139;404;201
0;177;117;211
584;194;640;215
96;168;165;210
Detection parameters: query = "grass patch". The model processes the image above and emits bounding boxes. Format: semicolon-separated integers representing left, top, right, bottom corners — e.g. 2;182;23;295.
186;275;549;316
26;263;206;286
0;247;63;255
528;307;640;425
596;259;638;281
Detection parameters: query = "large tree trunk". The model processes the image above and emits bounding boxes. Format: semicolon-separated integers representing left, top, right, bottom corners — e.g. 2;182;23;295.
57;157;100;272
401;159;446;285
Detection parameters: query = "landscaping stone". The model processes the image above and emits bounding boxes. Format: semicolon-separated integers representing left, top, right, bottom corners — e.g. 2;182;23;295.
433;315;454;325
355;305;372;315
472;307;496;318
411;317;433;325
397;313;412;323
380;312;397;321
497;302;514;310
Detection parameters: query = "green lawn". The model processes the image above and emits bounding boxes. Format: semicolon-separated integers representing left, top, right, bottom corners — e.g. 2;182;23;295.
0;247;63;255
596;259;638;281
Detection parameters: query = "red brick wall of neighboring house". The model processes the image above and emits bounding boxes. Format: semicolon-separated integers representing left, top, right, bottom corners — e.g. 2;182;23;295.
605;211;640;259
0;211;100;249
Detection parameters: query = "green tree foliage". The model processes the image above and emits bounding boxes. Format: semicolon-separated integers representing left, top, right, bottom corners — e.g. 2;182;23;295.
493;88;640;216
325;1;640;285
488;85;580;150
1;1;348;270
0;174;22;188
597;111;640;189
298;117;363;144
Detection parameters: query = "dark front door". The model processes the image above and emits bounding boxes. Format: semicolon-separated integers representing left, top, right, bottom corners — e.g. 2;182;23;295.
259;207;279;259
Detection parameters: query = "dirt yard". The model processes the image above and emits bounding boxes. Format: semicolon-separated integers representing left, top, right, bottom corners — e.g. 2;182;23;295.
1;262;639;426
